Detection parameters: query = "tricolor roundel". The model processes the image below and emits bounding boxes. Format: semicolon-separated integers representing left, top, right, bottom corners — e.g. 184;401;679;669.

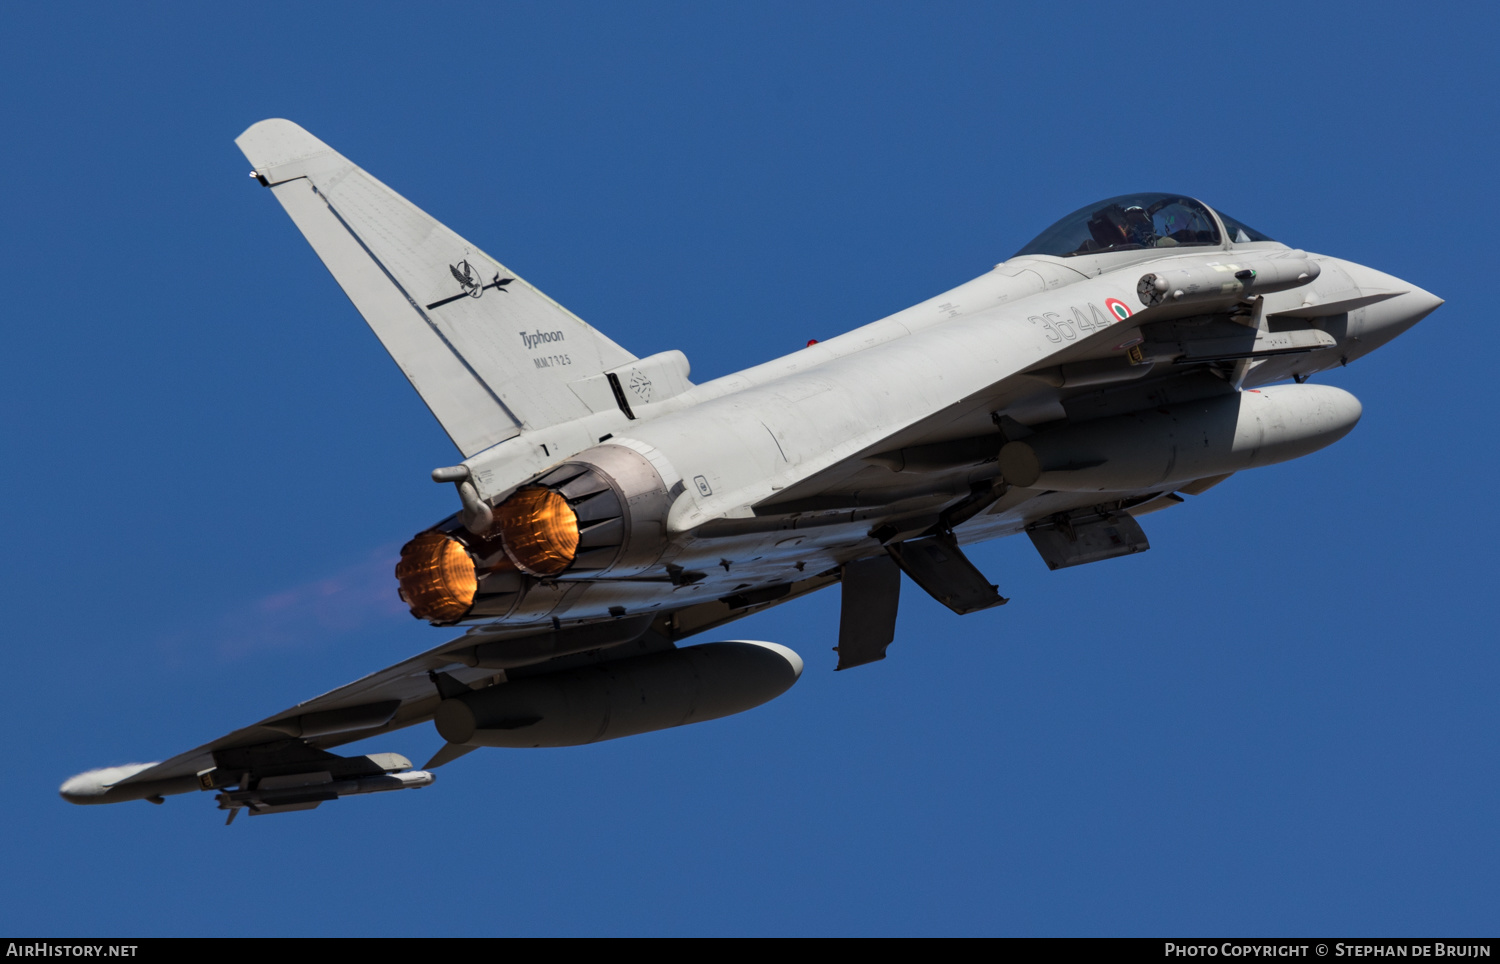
1104;298;1132;321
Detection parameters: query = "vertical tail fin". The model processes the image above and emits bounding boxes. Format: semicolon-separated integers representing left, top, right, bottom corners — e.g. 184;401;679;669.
235;119;637;456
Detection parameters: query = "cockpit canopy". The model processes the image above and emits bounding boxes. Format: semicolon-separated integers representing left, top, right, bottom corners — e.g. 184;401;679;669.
1014;192;1275;259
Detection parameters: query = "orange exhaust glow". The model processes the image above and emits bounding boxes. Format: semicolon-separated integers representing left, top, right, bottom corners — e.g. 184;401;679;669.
497;487;579;576
395;532;478;622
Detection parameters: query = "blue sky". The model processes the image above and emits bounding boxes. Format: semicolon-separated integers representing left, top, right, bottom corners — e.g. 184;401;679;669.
3;2;1497;936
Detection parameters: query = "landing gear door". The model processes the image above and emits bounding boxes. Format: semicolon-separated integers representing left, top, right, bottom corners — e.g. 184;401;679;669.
886;533;1007;615
1027;510;1150;570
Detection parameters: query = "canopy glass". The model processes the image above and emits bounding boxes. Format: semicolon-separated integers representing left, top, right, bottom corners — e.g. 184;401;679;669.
1015;193;1274;258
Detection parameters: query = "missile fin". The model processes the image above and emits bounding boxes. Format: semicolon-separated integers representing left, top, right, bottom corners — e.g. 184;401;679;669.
423;743;480;769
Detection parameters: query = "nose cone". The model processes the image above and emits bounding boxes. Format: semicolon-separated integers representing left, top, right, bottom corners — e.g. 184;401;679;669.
1334;260;1443;354
1362;284;1443;348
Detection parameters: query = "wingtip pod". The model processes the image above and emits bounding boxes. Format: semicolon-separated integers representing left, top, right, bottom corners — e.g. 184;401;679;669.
60;763;152;803
60;763;198;805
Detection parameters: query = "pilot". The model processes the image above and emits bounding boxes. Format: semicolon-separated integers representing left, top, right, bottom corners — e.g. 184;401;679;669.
1122;205;1159;247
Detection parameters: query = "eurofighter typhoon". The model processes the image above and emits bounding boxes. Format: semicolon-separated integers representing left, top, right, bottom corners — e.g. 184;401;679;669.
62;120;1441;820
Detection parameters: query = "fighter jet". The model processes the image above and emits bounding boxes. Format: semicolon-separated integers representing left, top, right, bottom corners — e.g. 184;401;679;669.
61;119;1441;820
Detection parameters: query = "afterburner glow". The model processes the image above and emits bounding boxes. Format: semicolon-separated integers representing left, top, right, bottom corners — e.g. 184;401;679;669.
395;531;478;622
497;487;579;576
